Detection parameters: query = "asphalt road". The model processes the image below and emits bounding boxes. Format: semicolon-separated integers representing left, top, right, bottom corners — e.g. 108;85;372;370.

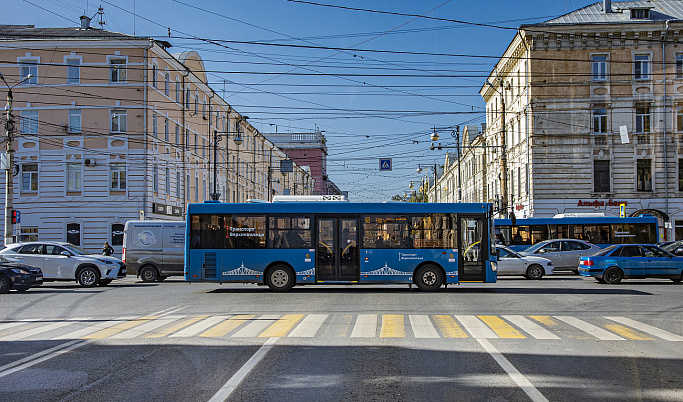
1;275;682;401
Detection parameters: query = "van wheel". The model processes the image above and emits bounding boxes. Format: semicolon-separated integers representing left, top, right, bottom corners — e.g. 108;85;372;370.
265;265;295;292
415;265;444;292
139;266;159;283
77;267;100;287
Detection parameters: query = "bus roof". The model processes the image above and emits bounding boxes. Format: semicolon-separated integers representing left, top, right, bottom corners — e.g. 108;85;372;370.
188;202;492;215
495;216;658;225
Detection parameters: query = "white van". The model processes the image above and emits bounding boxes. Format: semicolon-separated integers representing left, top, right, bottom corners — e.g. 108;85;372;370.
123;220;185;282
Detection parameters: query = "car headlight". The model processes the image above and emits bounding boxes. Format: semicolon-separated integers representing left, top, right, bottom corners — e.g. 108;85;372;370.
490;261;498;272
96;259;114;265
11;268;30;275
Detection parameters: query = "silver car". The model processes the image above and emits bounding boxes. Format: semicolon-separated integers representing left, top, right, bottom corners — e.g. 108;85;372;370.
519;239;601;273
0;242;126;287
496;245;554;279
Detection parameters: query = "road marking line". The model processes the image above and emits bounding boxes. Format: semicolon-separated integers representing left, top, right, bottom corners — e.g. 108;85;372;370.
81;316;159;339
350;314;377;338
110;315;186;339
602;323;654;341
605;317;683;342
476;338;549;402
433;315;468;338
529;316;559;328
170;316;231;338
502;316;560;340
0;318;87;341
232;315;280;338
53;316;137;340
554;316;624;341
380;315;405;338
146;315;210;338
409;315;439;338
208;337;280;402
201;315;255;338
0;339;95;379
478;316;526;339
0;318;42;333
287;314;328;338
455;315;498;338
260;314;304;338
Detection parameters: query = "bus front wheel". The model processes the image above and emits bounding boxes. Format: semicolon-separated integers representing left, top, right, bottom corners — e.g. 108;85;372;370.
415;265;443;292
266;265;295;292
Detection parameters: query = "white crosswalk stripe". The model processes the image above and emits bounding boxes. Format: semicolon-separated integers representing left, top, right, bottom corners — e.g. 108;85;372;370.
0;318;42;333
605;317;683;342
53;317;138;340
0;318;88;341
455;315;499;339
231;315;279;338
288;314;329;337
170;316;231;338
554;316;624;340
409;315;439;338
502;316;560;340
110;315;186;339
350;314;377;338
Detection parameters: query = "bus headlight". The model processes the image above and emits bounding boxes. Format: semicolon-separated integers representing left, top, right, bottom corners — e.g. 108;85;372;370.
490;261;498;272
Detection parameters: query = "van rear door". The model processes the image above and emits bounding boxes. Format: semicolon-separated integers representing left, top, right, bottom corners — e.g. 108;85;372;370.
162;222;185;275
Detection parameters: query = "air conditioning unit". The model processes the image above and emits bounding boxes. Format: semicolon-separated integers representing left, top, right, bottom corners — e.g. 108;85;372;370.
84;158;96;167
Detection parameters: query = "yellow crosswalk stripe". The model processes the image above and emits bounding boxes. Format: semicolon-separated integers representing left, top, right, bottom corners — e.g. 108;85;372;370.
81;316;158;339
259;314;304;337
530;316;559;327
433;315;468;338
478;316;526;339
602;323;654;341
200;315;255;337
380;314;405;338
145;315;210;338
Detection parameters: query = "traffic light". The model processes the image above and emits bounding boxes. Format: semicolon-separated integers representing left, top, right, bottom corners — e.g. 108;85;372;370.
11;210;17;224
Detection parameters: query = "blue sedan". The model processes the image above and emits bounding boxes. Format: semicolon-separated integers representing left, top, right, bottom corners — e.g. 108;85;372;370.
578;244;683;284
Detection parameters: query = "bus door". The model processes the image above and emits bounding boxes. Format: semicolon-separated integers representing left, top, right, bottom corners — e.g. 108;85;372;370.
459;215;487;281
316;217;360;281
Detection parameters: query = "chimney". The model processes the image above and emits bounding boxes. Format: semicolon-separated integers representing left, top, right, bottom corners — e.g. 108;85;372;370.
604;0;611;13
80;15;91;29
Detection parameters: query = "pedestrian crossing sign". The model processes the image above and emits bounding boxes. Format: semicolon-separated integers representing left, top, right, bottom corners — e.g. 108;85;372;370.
619;203;625;218
379;158;392;171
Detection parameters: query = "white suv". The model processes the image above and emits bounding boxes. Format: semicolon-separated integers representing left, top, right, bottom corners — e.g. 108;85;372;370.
0;242;126;287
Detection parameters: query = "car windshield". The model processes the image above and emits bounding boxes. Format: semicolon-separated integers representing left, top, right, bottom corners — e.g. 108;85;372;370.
64;245;91;255
595;245;618;256
661;242;682;252
523;241;550;253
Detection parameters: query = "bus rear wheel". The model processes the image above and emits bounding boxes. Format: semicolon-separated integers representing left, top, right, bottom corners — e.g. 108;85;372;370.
415;265;443;292
266;265;295;292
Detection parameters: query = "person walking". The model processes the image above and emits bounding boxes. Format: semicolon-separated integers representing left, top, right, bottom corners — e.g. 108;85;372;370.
102;241;114;256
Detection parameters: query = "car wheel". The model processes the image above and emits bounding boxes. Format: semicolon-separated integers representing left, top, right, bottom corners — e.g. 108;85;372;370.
603;267;623;284
0;275;11;294
77;267;100;287
525;264;544;280
671;274;682;284
415;265;444;292
265;265;295;292
99;279;113;286
139;266;159;283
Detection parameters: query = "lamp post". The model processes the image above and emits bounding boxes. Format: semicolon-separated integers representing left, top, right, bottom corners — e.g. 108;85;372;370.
210;116;246;201
485;78;509;218
1;72;32;245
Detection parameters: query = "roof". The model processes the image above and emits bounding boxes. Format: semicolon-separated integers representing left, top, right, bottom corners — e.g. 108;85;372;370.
525;0;683;26
0;24;171;48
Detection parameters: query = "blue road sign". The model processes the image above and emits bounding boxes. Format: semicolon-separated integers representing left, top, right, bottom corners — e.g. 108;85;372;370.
379;158;392;171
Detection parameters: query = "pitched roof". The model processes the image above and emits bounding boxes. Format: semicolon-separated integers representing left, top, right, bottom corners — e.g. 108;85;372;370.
0;24;151;41
525;0;683;26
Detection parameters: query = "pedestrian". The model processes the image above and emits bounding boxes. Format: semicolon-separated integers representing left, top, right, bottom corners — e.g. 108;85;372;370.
102;241;114;256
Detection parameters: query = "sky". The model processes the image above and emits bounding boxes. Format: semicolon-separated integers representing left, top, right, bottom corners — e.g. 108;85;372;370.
4;0;597;201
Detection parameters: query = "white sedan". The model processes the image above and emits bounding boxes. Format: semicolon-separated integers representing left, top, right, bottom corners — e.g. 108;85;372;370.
496;245;554;279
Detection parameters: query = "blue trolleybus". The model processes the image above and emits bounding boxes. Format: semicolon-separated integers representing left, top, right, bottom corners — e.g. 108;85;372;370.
184;197;497;291
495;215;658;250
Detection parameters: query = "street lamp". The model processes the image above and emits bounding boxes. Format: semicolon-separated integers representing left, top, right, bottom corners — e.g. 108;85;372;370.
210;115;247;201
1;72;32;245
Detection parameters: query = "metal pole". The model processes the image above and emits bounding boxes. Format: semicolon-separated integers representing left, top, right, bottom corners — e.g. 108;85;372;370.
500;87;509;219
4;88;14;244
211;130;219;200
455;127;462;203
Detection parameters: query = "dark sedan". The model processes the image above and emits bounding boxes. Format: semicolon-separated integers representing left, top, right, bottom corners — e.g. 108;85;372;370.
0;256;43;293
578;244;683;284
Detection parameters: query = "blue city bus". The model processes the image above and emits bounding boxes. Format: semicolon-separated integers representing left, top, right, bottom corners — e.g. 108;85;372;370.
495;215;658;250
184;199;497;291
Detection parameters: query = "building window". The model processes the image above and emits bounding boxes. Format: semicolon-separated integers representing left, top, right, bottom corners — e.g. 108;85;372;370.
164;118;169;142
110;58;127;83
22;163;38;192
175;124;180;146
111;109;127;133
637;159;652;191
152;64;157;88
194;133;198;154
21;60;38;84
66;223;81;246
194;94;198;115
591;54;607;81
203;179;207;201
110;162;126;190
631;8;649;19
165;167;170;194
677;54;683;78
635;105;650;133
153;165;159;193
594;160;610;193
66;162;81;191
19;227;39;242
111;223;125;246
634;54;650;80
152;113;157;137
175;81;180;103
679;159;683;191
176;171;181;198
592;107;607;133
164;72;170;96
68;109;81;133
20;110;38;134
67;59;80;84
194;177;199;202
185;88;191;109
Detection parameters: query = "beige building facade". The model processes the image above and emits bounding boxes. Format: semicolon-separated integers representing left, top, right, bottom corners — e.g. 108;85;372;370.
0;21;313;252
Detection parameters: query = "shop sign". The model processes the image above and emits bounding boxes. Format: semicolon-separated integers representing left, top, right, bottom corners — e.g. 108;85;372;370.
577;199;627;207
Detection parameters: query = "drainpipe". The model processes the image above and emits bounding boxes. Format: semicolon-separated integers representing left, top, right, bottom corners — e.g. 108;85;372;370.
663;20;670;240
